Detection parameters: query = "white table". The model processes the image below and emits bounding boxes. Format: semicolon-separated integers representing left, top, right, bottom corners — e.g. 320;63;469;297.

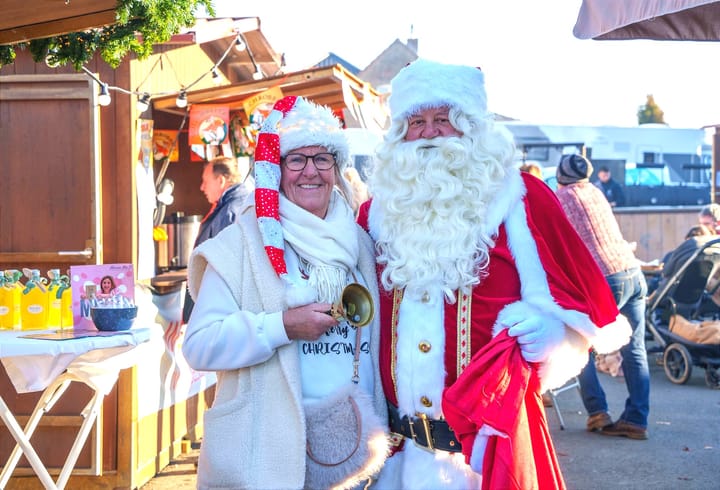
0;327;161;489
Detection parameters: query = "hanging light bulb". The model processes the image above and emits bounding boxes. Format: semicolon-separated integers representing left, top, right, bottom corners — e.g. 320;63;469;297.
234;35;246;52
98;84;111;106
45;49;60;68
176;90;188;108
211;68;222;86
252;67;264;81
137;92;151;112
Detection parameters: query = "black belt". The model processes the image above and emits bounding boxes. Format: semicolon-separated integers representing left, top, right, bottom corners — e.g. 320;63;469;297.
387;402;462;453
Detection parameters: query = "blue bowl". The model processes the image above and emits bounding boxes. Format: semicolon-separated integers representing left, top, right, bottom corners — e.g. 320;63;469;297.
90;306;138;331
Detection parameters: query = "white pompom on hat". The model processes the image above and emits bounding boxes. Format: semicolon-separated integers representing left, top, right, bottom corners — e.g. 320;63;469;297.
389;58;488;123
253;95;349;284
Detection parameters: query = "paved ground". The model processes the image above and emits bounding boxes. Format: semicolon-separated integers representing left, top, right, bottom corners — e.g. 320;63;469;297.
141;345;720;489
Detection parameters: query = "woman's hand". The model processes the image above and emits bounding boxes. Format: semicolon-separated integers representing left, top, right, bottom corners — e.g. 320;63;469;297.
282;302;338;341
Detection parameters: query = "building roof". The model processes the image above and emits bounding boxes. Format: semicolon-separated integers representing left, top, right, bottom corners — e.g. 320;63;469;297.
314;52;361;75
359;38;418;92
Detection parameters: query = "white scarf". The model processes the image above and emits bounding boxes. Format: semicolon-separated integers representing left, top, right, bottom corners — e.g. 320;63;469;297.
280;191;360;303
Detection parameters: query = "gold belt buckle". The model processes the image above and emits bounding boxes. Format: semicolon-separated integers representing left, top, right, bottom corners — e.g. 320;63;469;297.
409;412;435;452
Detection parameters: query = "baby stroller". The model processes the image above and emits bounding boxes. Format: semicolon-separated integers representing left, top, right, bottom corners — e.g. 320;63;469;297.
645;237;720;389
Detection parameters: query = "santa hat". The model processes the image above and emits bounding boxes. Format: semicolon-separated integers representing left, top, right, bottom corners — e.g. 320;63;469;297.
254;95;349;281
389;58;488;123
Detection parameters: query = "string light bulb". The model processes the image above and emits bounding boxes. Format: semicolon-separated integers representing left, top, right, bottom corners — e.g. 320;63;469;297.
45;50;60;68
98;84;111;106
175;90;188;108
234;35;246;52
211;67;222;86
137;92;151;112
252;68;264;81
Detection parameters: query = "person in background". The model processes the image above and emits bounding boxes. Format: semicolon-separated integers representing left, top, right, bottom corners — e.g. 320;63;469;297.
594;166;625;207
555;153;650;441
358;59;631;489
182;96;386;489
649;224;720;301
698;203;720;232
196;155;253;244
519;162;543;179
182;155;253;323
661;224;718;281
343;166;370;215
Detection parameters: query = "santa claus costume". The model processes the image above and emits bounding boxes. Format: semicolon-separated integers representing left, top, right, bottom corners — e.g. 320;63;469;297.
357;59;631;490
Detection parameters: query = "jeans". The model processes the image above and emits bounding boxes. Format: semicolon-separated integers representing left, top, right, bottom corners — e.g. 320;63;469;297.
578;266;650;428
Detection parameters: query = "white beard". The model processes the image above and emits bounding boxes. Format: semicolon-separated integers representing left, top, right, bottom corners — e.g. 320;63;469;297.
369;135;509;302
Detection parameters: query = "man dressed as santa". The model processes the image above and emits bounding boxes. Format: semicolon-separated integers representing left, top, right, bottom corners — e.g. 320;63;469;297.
358;59;631;489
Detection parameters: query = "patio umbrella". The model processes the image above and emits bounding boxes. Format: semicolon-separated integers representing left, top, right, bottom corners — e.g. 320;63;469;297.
573;0;720;203
573;0;720;41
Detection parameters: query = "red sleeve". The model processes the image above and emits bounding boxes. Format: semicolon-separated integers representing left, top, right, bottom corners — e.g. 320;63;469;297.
522;174;619;327
357;198;372;230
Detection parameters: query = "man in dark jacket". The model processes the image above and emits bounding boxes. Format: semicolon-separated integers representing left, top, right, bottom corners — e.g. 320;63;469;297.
182;156;253;322
594;166;626;207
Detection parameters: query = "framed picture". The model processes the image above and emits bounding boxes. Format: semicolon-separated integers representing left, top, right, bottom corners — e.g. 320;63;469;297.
69;263;134;330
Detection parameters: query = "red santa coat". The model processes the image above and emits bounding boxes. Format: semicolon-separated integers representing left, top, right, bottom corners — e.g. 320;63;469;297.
358;171;630;487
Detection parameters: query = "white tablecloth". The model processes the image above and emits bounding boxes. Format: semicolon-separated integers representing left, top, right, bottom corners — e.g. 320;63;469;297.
0;327;163;394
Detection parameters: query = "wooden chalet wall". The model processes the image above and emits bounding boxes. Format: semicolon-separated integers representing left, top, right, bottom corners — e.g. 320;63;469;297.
0;40;222;488
615;207;701;263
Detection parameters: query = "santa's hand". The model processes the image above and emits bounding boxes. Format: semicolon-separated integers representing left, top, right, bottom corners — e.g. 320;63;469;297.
506;314;565;363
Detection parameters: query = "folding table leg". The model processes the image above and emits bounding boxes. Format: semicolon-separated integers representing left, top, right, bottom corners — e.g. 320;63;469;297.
0;396;58;490
55;390;103;489
0;376;71;488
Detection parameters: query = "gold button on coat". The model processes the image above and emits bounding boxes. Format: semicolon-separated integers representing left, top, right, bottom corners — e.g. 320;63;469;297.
418;341;431;353
420;396;432;407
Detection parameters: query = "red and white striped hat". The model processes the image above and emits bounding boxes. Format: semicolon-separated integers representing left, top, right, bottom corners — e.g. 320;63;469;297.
254;95;349;280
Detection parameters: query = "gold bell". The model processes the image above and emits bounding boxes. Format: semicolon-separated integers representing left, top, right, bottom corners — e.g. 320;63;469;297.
329;283;375;327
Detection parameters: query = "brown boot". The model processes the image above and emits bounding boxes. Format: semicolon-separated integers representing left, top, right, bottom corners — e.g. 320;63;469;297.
601;420;648;440
586;412;613;432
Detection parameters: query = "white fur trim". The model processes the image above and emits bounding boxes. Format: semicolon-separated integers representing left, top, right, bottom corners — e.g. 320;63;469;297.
279;97;350;168
389;58;487;123
482;168;525;236
500;185;632;390
395;289;446;419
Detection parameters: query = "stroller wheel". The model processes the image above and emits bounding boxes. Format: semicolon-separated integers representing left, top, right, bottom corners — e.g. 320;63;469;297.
705;368;720;389
663;343;692;384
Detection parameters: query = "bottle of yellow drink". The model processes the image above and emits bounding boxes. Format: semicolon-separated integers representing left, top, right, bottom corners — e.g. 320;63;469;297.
56;275;74;328
0;270;23;329
59;272;73;329
20;268;49;330
46;269;65;329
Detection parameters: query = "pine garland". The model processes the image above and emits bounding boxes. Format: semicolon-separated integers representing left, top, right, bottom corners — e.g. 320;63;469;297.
0;0;215;70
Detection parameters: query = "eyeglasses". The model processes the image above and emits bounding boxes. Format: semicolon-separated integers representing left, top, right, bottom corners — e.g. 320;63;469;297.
282;152;337;171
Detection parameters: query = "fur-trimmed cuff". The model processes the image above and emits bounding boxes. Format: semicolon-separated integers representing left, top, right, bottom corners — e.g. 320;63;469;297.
535;327;594;392
538;313;632;391
587;314;632;354
492;300;626;391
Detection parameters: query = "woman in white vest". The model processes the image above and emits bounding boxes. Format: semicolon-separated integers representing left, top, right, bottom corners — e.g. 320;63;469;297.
183;96;387;489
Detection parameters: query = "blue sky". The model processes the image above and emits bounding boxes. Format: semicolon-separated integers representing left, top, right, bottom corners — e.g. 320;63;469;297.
207;0;720;130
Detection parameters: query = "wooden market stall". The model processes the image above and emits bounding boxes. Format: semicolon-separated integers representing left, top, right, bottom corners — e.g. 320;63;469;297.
0;13;384;487
0;17;315;489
